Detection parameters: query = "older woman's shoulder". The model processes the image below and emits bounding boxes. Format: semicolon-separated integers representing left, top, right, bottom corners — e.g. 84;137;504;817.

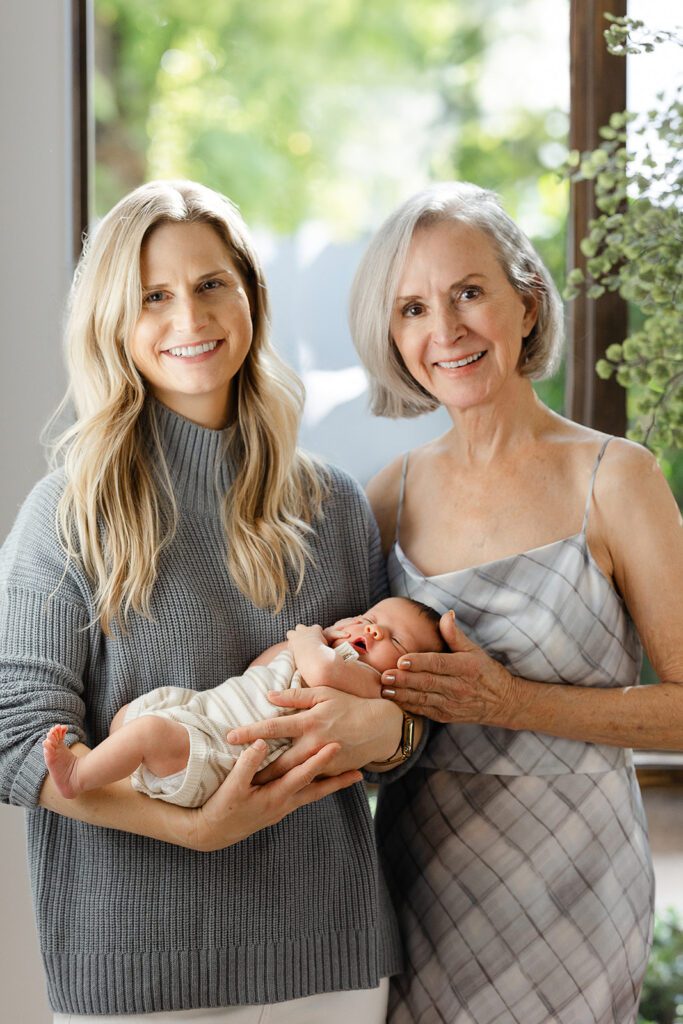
596;435;672;504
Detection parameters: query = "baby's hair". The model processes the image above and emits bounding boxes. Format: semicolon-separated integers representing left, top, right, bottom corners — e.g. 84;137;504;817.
404;598;448;653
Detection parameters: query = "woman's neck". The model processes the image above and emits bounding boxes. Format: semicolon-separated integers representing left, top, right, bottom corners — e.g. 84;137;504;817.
442;378;551;468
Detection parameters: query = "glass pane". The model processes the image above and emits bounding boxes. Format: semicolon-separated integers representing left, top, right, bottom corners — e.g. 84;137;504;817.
94;0;569;480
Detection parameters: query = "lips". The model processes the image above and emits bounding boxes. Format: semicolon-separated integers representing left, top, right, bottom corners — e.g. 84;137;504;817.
435;350;486;369
349;638;368;653
162;339;223;358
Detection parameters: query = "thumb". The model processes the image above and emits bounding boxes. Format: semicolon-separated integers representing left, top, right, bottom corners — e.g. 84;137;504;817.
439;610;477;653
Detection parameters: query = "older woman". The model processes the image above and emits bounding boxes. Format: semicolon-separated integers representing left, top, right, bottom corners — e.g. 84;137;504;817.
0;180;406;1022
349;182;683;1024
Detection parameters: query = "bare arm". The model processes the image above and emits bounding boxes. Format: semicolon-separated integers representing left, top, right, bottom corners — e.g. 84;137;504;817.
380;442;683;750
39;738;362;852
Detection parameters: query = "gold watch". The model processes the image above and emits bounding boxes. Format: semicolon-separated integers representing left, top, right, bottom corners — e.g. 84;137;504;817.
375;710;415;766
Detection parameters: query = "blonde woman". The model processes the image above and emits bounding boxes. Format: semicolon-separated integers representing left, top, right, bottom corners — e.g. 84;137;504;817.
0;181;406;1022
348;182;683;1023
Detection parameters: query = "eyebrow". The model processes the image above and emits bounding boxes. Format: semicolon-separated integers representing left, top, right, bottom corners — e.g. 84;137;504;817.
141;268;238;291
395;273;487;304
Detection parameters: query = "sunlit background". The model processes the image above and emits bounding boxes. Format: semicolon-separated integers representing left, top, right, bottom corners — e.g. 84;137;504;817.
93;0;571;480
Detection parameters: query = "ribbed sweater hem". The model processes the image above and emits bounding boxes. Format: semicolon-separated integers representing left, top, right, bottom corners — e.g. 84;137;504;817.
45;924;403;1014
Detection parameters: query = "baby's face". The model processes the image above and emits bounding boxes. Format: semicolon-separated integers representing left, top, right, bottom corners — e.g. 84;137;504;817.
330;597;437;674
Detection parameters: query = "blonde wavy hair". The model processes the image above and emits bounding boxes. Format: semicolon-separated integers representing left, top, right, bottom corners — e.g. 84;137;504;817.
51;180;326;633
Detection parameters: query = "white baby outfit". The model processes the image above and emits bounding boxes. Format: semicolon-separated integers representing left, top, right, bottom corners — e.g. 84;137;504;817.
124;642;358;807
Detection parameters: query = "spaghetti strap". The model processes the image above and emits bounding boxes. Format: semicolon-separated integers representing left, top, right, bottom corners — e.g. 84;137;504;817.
581;437;613;534
395;452;410;544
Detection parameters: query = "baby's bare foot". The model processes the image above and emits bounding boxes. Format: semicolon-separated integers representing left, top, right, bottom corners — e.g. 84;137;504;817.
43;725;82;798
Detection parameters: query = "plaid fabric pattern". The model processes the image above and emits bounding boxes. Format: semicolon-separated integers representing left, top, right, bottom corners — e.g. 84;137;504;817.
378;440;654;1023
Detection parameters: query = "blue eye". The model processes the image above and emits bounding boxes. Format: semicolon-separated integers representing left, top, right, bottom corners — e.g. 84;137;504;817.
143;291;165;305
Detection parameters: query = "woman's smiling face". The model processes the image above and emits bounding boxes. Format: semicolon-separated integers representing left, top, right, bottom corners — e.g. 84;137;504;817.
389;220;538;415
128;220;254;429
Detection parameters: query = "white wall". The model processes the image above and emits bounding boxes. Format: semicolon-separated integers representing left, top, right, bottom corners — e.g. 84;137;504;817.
0;2;72;1022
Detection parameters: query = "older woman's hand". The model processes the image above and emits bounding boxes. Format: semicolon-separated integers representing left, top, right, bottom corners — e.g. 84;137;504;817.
380;610;521;726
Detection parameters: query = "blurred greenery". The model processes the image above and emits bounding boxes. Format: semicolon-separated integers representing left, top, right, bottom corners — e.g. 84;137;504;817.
639;908;683;1024
94;0;569;418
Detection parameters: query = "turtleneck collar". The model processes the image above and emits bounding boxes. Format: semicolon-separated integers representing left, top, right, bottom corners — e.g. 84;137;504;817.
143;397;237;514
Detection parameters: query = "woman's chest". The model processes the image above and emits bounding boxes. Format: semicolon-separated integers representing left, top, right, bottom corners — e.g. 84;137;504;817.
400;480;580;577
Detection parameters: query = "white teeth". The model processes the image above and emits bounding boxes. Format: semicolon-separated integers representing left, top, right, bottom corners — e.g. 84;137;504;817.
166;340;219;358
436;351;485;369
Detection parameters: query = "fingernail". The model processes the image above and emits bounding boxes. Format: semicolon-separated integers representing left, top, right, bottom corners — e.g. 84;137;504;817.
398;659;411;669
382;688;396;698
384;673;396;683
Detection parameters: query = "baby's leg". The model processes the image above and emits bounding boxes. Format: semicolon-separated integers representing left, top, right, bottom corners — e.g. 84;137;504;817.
43;716;190;799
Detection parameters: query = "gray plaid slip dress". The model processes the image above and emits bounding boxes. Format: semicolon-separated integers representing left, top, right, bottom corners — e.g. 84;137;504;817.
377;438;654;1024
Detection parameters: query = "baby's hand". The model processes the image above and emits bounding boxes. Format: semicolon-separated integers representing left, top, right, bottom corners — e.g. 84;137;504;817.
322;618;356;644
287;624;327;646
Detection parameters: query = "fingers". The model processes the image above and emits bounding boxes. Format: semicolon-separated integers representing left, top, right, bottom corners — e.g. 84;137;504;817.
380;681;440;708
226;706;307;745
439;610;477;652
228;740;269;788
293;769;364;804
254;738;320;782
382;655;459;689
270;743;364;801
266;687;324;709
286;624;324;641
323;617;356;642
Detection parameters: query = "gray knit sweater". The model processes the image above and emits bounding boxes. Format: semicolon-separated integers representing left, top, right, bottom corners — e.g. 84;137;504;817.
0;401;402;1015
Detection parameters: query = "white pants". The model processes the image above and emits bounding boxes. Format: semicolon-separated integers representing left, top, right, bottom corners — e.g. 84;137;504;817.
53;978;389;1024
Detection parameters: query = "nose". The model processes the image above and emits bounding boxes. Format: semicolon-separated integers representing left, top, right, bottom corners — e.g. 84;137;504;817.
173;294;208;333
432;302;465;346
364;622;383;640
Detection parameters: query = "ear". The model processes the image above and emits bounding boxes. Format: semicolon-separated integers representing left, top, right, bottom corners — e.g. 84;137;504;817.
521;290;539;339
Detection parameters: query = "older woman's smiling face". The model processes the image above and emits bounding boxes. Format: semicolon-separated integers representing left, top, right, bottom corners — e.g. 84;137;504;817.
390;220;538;415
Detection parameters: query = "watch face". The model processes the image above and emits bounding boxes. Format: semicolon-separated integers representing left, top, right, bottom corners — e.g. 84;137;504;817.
401;714;415;758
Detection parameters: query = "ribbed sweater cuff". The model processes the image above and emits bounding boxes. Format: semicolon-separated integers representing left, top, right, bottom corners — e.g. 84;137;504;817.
3;587;88;808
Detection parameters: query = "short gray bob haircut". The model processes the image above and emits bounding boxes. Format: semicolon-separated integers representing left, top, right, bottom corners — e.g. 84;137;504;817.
349;181;564;418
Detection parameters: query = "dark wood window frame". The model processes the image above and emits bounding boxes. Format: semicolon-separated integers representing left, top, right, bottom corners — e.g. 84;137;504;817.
71;0;681;784
71;0;91;267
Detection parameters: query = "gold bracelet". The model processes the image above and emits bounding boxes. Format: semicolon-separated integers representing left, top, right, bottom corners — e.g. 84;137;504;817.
373;710;415;766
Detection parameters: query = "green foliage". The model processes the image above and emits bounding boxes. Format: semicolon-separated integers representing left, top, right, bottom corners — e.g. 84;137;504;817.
564;16;683;454
639;908;683;1024
94;0;499;233
94;2;568;249
95;0;570;414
